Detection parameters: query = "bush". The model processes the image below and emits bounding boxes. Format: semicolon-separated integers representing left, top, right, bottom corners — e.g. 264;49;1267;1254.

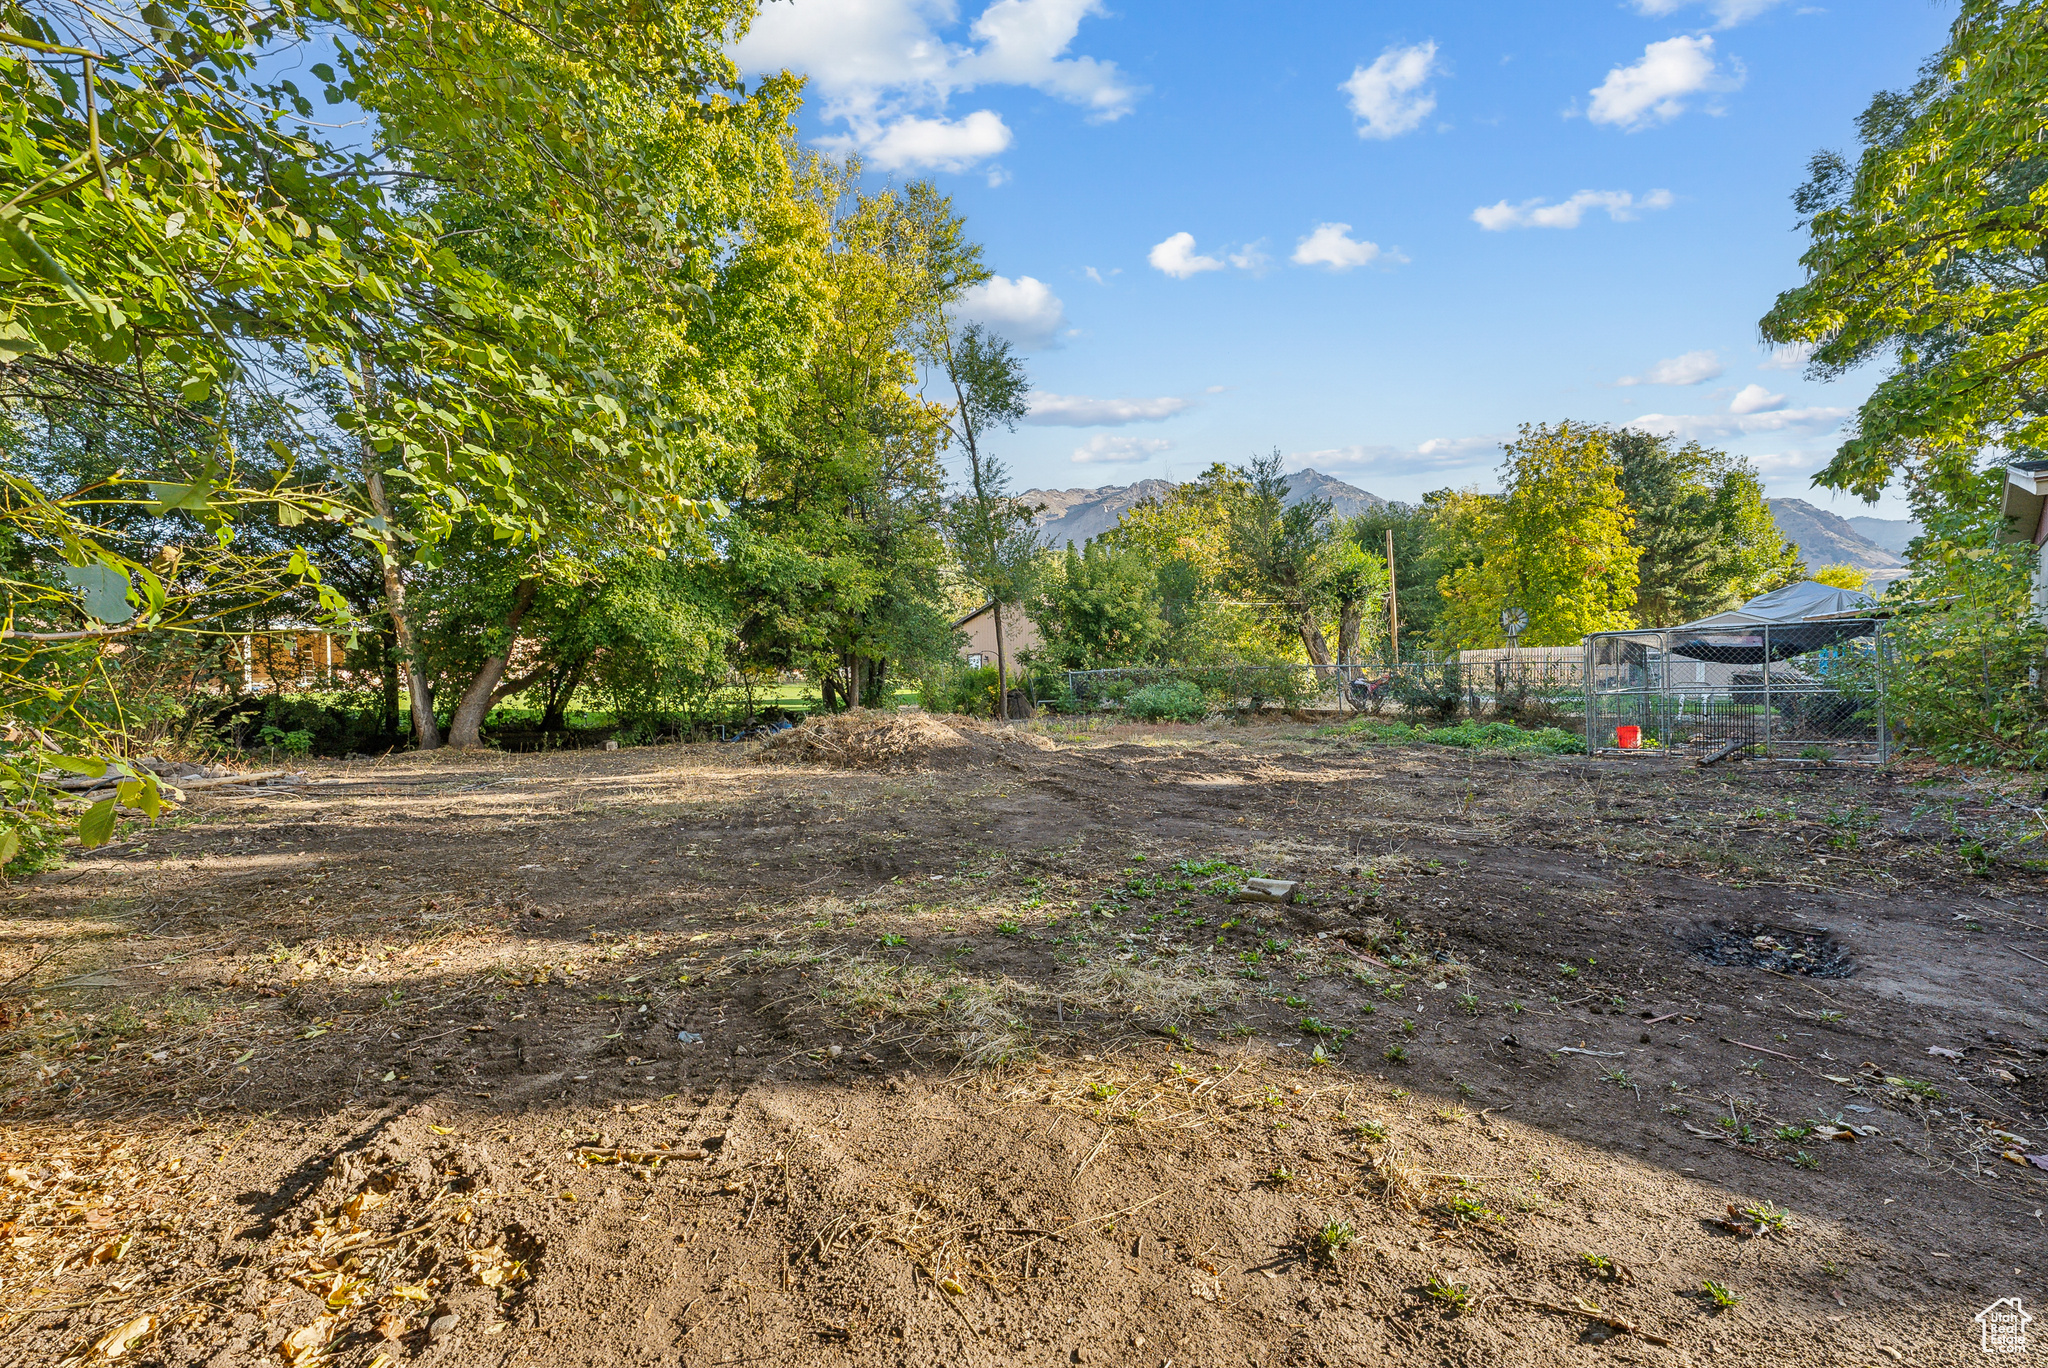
1427;720;1584;754
1124;679;1207;723
1345;719;1428;744
1346;717;1583;754
922;664;1000;718
1387;661;1465;724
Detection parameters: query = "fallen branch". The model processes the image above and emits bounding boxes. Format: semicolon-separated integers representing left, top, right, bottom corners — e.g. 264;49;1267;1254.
1503;1294;1672;1347
174;772;296;792
1721;1037;1798;1062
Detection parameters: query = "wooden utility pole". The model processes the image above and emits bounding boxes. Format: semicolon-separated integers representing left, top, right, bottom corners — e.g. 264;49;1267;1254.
1385;528;1400;664
991;599;1009;724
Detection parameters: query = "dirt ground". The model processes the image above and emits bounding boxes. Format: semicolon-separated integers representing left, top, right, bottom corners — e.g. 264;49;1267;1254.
2;718;2046;1368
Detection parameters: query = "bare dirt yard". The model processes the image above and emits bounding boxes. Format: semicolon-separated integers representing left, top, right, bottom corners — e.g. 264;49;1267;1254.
2;715;2045;1368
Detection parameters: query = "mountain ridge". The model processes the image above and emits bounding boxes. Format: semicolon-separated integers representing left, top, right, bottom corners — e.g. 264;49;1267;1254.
1767;498;1909;583
1019;469;1385;548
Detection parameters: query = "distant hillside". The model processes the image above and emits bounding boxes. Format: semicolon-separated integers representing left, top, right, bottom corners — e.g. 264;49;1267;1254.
1845;515;1921;556
1768;498;1908;584
1020;469;1384;548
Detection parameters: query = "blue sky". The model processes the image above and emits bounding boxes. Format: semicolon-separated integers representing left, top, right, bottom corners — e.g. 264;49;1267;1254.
736;0;1955;517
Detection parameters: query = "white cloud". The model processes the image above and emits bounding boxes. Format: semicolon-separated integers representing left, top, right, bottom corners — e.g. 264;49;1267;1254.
1072;434;1170;464
955;275;1065;348
1633;0;1787;28
1759;340;1816;371
1149;232;1226;279
1341;40;1440;140
1227;241;1270;272
1617;349;1724;386
1294;433;1502;473
1025;392;1191;426
1472;188;1673;230
955;0;1138;120
1627;405;1849;441
1292;222;1384;271
1588;36;1738;131
833;109;1013;170
1728;382;1787;415
734;0;1139;172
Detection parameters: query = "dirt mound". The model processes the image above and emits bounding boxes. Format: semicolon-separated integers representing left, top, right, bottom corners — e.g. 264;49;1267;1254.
752;708;1054;770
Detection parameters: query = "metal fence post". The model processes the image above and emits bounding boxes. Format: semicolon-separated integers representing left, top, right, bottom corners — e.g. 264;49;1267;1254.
1658;631;1670;749
1761;625;1773;759
1584;637;1596;753
1876;621;1889;765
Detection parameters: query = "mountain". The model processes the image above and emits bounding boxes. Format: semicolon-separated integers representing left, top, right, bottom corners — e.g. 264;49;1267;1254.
1284;469;1388;520
1845;515;1921;556
1020;469;1385;548
1767;498;1908;584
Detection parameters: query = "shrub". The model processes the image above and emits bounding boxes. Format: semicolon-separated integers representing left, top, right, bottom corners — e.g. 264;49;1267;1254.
922;665;1000;718
1124;679;1207;723
1426;720;1584;754
1387;661;1465;724
1346;717;1583;754
1346;719;1428;744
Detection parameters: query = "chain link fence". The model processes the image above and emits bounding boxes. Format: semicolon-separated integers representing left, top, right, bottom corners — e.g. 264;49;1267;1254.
1585;619;1891;763
1064;656;1588;728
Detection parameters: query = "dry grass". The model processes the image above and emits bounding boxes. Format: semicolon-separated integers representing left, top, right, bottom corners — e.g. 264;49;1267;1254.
1055;956;1241;1029
774;946;1047;1066
1363;1143;1429;1211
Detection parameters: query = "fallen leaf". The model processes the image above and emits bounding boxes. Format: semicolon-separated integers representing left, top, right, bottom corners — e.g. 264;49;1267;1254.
94;1313;155;1358
277;1315;337;1364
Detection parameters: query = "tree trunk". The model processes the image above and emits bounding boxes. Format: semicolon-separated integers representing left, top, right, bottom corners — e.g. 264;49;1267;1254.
378;629;401;739
821;672;841;713
1298;609;1335;675
445;578;539;749
542;657;586;731
1337;604;1362;671
355;358;440;751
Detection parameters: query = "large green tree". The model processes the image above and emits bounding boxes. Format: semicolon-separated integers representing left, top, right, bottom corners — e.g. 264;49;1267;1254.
720;174;968;712
1611;430;1801;625
1436;422;1641;648
1027;539;1166;672
1759;0;2048;502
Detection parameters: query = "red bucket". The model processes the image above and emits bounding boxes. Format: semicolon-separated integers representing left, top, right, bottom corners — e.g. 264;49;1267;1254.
1615;725;1642;750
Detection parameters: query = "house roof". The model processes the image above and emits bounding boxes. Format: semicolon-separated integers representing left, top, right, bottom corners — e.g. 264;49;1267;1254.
952;600;997;630
1998;459;2048;545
